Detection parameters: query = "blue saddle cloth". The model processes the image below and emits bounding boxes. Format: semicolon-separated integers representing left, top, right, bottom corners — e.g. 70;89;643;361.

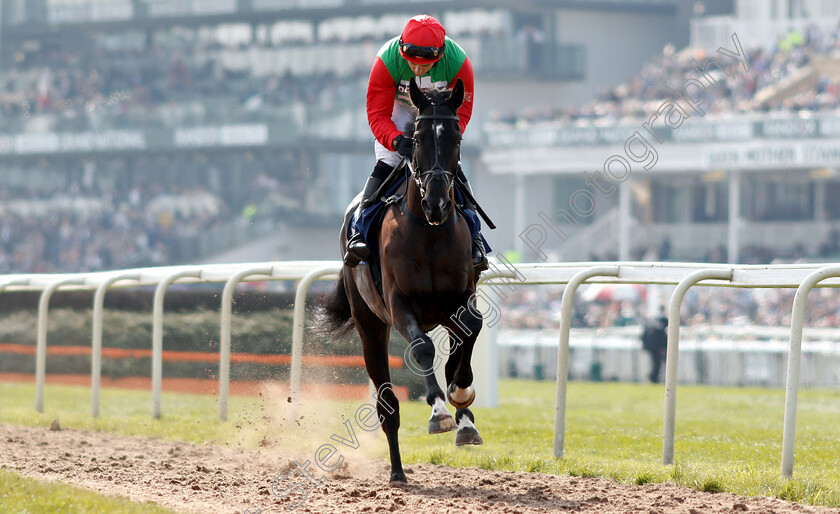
348;173;491;254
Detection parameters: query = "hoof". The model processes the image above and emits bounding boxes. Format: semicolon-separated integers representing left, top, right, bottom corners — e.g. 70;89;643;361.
455;425;483;446
446;383;475;409
429;411;457;434
389;472;407;484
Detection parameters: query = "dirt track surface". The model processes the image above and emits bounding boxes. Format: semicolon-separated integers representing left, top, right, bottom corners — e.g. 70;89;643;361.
2;424;838;514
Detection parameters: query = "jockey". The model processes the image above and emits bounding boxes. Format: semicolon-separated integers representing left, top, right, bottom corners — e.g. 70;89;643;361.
344;14;488;272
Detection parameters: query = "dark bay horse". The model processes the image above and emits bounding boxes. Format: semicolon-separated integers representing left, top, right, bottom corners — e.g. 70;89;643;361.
318;78;484;483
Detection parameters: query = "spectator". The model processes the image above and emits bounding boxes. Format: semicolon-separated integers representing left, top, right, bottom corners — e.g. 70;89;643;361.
641;314;668;383
489;23;840;125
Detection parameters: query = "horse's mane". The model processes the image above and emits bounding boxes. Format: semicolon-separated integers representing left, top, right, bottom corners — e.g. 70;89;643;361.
402;120;414;138
424;87;450;104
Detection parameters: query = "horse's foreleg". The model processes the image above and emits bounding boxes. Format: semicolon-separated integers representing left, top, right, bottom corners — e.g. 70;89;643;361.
442;298;484;446
444;358;475;409
408;330;457;434
390;295;454;434
445;349;482;446
428;395;456;433
443;298;483;409
407;329;456;434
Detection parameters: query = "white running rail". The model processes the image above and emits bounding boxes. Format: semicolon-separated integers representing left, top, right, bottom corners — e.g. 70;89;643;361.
2;259;839;479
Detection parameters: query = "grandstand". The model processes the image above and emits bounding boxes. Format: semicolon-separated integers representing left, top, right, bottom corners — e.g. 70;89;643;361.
3;0;837;272
0;0;706;272
482;0;840;265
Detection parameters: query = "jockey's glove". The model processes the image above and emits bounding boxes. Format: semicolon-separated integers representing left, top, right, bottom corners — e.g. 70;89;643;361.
393;135;414;157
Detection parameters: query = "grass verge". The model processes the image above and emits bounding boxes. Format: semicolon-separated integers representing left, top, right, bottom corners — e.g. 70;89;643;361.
0;469;175;513
1;379;838;508
397;380;840;508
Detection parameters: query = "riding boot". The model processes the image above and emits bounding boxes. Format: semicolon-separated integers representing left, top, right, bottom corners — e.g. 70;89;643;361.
344;161;391;267
456;167;489;273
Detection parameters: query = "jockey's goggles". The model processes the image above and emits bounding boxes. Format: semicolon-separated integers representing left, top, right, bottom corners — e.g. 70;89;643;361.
399;39;446;61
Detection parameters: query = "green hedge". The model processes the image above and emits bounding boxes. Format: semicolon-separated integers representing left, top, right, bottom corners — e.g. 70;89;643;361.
0;289;298;313
0;307;427;398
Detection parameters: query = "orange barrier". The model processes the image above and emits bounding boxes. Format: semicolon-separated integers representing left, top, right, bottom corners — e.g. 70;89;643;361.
0;343;403;368
0;372;409;400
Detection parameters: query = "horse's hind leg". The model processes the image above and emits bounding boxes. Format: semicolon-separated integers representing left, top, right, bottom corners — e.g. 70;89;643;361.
358;320;407;483
454;407;483;446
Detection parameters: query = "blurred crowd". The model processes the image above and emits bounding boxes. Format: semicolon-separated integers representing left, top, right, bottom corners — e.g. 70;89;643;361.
0;35;366;133
4;21;840;131
0;183;226;273
4;20;840;275
501;283;840;330
601;238;839;265
491;23;840;125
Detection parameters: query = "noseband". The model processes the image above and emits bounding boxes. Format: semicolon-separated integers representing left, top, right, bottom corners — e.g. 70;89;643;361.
412;105;460;196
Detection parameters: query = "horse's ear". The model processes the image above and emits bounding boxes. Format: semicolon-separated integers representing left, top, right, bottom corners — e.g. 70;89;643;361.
448;79;464;110
408;79;428;110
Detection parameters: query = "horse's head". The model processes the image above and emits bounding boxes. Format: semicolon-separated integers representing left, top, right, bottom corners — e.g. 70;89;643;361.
408;78;464;226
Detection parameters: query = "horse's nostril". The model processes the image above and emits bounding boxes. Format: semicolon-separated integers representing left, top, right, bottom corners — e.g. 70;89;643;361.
442;200;451;214
421;199;431;213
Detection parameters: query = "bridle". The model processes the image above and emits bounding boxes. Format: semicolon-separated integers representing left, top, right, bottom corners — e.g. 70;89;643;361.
411;103;460;196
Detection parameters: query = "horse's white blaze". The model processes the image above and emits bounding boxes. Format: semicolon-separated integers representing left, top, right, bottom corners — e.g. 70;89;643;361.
450;385;474;404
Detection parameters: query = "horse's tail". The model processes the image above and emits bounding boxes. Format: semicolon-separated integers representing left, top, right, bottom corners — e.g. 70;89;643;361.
314;268;355;339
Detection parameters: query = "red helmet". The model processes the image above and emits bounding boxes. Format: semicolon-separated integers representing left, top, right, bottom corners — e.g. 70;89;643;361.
399;15;446;65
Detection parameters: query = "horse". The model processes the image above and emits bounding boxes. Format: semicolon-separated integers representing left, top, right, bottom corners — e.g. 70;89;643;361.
317;78;484;484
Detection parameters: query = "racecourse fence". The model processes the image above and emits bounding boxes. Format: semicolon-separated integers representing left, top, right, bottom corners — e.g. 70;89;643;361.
2;260;840;479
498;327;840;386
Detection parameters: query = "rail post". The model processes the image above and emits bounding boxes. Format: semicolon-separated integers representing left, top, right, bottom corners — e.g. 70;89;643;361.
219;266;274;421
91;273;141;417
152;269;202;418
662;268;733;465
554;265;620;458
36;277;85;412
289;265;341;415
781;265;840;477
473;263;524;408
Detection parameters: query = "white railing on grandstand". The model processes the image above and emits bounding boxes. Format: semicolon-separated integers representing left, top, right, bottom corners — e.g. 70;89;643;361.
3;260;840;479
